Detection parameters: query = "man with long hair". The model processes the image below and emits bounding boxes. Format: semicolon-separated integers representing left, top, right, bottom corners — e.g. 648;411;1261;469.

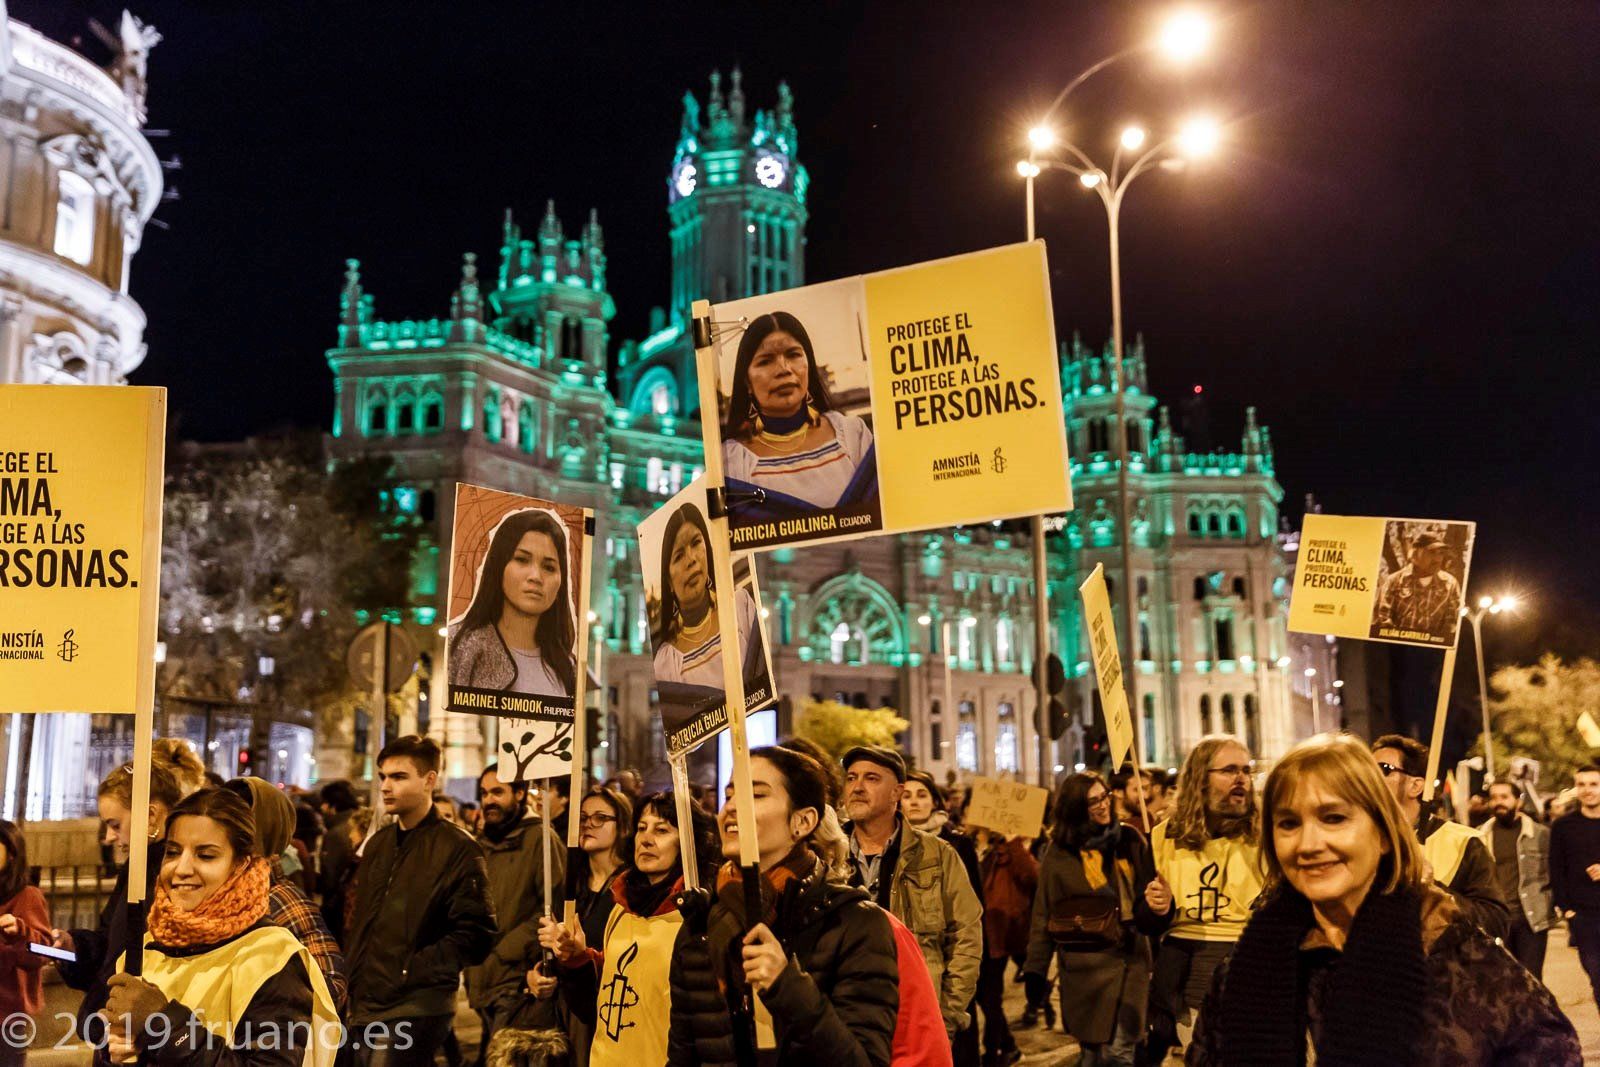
1141;734;1263;1057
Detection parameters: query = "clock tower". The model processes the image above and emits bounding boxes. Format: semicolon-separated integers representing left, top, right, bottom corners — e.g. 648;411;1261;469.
667;68;808;317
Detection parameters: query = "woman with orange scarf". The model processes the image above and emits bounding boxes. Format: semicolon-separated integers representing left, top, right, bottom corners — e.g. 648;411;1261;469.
102;787;340;1067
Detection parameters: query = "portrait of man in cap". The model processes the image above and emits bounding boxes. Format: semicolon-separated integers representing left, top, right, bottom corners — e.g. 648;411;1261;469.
1371;522;1468;643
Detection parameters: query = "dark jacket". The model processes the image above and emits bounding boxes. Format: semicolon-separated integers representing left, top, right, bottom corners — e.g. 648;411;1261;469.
318;808;356;941
346;808;497;1023
1024;826;1162;1046
1417;812;1511;941
980;838;1038;959
1549;809;1600;914
1187;887;1581;1066
666;852;899;1067
464;811;564;1013
60;839;164;1041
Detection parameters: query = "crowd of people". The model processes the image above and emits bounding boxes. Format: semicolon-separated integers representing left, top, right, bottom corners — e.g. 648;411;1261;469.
0;726;1594;1065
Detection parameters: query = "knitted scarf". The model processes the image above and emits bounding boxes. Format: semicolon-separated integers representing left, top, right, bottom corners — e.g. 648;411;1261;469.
1217;884;1427;1067
708;846;815;996
148;857;271;948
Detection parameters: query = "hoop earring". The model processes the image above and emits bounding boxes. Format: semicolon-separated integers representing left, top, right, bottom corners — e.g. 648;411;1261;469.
749;401;763;434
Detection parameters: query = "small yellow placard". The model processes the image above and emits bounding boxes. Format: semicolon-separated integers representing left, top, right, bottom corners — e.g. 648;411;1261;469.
1080;563;1134;771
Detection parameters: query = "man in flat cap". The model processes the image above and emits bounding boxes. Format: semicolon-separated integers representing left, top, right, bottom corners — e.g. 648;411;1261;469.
840;745;982;1044
1374;530;1463;640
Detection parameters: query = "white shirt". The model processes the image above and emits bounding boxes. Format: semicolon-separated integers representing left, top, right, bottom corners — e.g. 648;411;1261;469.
722;410;874;509
652;587;759;687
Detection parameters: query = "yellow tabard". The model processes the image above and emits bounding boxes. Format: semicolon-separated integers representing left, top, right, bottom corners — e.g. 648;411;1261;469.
1151;820;1265;942
590;905;683;1067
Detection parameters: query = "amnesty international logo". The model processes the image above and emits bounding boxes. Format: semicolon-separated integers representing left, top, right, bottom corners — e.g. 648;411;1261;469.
598;940;640;1040
57;629;78;663
991;446;1007;474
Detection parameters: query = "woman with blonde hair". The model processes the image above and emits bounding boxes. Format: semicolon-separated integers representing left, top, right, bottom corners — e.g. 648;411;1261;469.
1187;733;1579;1065
151;737;207;798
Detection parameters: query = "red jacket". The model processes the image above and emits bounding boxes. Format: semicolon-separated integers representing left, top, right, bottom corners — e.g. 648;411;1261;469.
0;886;51;1016
884;907;953;1067
980;837;1039;959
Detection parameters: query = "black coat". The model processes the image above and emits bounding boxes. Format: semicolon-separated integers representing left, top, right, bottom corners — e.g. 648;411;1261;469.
346;808;497;1023
666;853;899;1067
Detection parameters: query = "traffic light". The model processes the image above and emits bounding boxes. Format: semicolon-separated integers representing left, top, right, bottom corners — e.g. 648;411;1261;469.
1032;652;1070;740
236;747;252;773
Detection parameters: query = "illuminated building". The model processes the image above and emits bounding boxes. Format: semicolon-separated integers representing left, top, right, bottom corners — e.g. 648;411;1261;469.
327;70;1297;787
0;8;164;818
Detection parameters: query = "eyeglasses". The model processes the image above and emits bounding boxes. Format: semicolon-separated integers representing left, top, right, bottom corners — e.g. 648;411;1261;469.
579;813;618;827
1377;762;1410;779
1087;793;1111;807
1208;765;1253;780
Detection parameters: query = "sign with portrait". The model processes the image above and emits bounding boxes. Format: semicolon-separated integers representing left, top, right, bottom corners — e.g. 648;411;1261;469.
1079;563;1134;771
703;241;1070;551
1288;514;1476;649
444;483;588;779
637;476;777;756
964;776;1050;840
0;385;165;714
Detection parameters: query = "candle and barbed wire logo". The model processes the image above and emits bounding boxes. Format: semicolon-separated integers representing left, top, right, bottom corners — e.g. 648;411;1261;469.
57;629;78;663
991;447;1007;474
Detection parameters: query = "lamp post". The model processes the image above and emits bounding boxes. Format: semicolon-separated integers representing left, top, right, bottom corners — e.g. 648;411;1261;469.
1461;594;1518;780
1020;102;1219;767
1017;11;1215;771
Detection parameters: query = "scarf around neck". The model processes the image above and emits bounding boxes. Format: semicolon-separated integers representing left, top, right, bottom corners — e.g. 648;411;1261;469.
148;857;271;948
1218;884;1427;1067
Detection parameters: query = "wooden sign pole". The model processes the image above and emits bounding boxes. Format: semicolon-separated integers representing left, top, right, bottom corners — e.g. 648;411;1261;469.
1422;646;1458;805
564;512;595;928
669;755;701;891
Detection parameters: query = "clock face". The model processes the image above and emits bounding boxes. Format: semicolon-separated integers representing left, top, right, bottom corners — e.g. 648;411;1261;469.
755;153;787;189
673;160;698;198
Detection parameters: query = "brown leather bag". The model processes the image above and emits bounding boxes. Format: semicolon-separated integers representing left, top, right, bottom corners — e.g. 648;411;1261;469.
1047;894;1122;951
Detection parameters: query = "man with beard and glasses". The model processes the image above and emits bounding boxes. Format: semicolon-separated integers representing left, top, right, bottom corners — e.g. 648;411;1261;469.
1141;735;1263;1058
462;763;565;1062
1371;734;1509;939
1477;778;1553;979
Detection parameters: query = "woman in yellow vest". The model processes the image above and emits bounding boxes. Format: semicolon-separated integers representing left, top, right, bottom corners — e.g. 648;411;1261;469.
102;787;340;1067
537;791;717;1066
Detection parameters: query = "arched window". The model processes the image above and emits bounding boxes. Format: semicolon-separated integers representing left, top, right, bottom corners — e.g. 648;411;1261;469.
1221;694;1236;736
1143;694;1156;756
1137;576;1149;598
418;489;436;523
518;404;536;454
1231;576;1247;599
393;392;415;433
420;393;444;431
1226;509;1246;538
1243;695;1259;752
1193;576;1207;601
957;701;978;772
562;316;582;361
995;702;1018;773
1214;616;1235;661
1200;694;1213;735
804;574;910;668
930;699;944;754
366;390;388;436
54;171;96;266
650;382;673;416
1187;508;1202;536
996;617;1014;667
1206;512;1222;537
1139;618;1151;661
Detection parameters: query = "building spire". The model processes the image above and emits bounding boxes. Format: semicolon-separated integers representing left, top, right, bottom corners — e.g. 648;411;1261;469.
539;200;562;281
451;252;482;341
338;258;369;347
729;66;746;130
583;209;606;292
498;208;520;289
775;80;796;153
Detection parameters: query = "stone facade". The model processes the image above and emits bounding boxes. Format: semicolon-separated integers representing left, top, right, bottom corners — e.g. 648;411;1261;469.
326;71;1299;788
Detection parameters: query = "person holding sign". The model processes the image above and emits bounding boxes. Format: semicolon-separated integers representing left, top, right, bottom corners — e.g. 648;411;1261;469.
1187;735;1579;1065
667;746;899;1067
346;737;495;1067
1140;736;1263;1058
722;312;878;520
651;501;764;689
448;509;577;698
1370;735;1510;940
0;820;49;1067
101;787;341;1067
538;791;717;1067
1024;773;1161;1067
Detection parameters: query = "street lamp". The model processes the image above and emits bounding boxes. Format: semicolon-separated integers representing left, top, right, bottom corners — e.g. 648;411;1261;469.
1021;109;1225;765
1461;593;1520;779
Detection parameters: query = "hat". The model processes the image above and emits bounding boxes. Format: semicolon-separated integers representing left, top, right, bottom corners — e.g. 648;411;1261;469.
1410;533;1447;550
840;745;907;783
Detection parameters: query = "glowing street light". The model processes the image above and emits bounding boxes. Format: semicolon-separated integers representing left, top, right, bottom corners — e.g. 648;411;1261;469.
1080;172;1103;188
1016;160;1041;178
1158;9;1213;63
1178;115;1222;156
1028;125;1057;150
1120;125;1148;150
1464;592;1524;777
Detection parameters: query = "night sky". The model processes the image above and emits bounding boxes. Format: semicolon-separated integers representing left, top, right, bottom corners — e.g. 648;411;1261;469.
23;1;1600;661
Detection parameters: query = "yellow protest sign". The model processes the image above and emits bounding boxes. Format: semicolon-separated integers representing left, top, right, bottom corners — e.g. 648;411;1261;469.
1288;514;1476;649
705;241;1069;552
964;775;1050;839
0;385;166;714
1080;563;1134;771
